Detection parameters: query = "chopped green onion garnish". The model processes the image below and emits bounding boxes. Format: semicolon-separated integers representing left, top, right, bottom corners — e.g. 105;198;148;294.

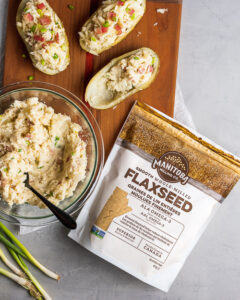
11;157;15;160
91;36;97;41
40;27;47;33
55;136;60;141
30;25;36;33
3;168;8;173
41;59;45;65
18;170;21;174
18;149;22;152
134;56;139;60
72;152;75;156
103;20;110;27
112;17;117;21
125;7;130;13
24;8;29;12
68;4;74;10
152;57;155;65
53;53;58;59
27;75;34;81
21;54;26;59
130;13;135;20
25;140;30;146
38;166;44;169
37;9;43;16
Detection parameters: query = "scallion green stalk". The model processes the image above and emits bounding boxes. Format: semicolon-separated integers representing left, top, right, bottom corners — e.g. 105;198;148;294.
0;232;27;259
0;248;24;278
0;267;32;290
0;222;60;280
8;248;50;300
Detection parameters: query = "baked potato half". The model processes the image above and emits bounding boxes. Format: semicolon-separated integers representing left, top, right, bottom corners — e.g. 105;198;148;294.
79;0;146;55
16;0;70;75
85;47;160;109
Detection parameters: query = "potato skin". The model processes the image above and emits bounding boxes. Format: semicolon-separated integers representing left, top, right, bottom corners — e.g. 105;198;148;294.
79;0;146;55
85;47;160;109
16;0;70;75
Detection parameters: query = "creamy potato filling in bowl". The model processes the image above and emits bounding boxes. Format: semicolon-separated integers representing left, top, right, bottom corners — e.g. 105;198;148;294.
0;82;104;227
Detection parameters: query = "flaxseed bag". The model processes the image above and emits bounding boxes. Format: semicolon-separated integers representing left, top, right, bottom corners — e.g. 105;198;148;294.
69;101;240;292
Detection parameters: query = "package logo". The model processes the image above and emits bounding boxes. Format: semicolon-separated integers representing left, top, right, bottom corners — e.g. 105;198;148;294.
152;151;189;185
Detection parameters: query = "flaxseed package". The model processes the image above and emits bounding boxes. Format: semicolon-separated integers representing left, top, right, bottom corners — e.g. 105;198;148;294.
69;101;240;292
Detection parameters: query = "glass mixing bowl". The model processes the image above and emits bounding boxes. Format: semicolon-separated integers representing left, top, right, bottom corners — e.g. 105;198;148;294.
0;82;104;227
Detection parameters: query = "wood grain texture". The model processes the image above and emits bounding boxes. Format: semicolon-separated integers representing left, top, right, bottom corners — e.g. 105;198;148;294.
3;0;182;158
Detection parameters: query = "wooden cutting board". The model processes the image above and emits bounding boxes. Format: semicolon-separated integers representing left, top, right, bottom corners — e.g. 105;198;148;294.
3;0;182;158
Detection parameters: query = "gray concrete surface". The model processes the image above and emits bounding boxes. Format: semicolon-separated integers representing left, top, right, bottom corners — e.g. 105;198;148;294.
1;0;240;299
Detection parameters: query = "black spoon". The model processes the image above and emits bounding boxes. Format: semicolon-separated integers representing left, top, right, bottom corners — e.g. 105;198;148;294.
24;173;77;230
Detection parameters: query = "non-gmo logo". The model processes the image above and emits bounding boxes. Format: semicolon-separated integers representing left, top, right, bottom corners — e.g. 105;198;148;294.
152;151;189;185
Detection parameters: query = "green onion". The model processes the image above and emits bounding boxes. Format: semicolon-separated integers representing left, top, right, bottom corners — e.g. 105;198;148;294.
11;157;15;160
30;25;36;33
41;59;45;65
38;166;44;169
0;233;27;259
53;53;58;59
91;36;96;41
55;136;60;141
27;75;34;81
130;13;135;20
152;57;155;65
0;222;60;280
134;56;139;60
72;152;75;156
8;248;50;300
21;54;27;59
0;248;24;278
68;4;74;10
24;8;29;12
18;149;22;152
3;168;8;173
40;27;47;33
125;7;130;13
25;140;30;146
102;20;109;27
0;267;32;291
37;9;43;16
18;170;21;174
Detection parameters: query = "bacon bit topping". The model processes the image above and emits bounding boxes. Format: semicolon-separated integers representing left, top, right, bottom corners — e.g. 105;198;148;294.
138;67;145;74
95;27;102;35
66;156;70;162
46;40;54;44
148;65;153;73
39;15;51;25
24;13;34;22
34;34;45;42
36;3;45;10
114;24;122;35
26;133;32;139
78;131;88;142
129;9;135;16
108;12;117;21
117;1;125;6
55;32;59;43
101;26;108;33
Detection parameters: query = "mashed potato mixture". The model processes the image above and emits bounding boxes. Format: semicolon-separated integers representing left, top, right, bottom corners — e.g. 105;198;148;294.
0;97;87;208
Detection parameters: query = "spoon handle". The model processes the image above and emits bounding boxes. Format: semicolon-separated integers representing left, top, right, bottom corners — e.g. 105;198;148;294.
28;185;77;230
